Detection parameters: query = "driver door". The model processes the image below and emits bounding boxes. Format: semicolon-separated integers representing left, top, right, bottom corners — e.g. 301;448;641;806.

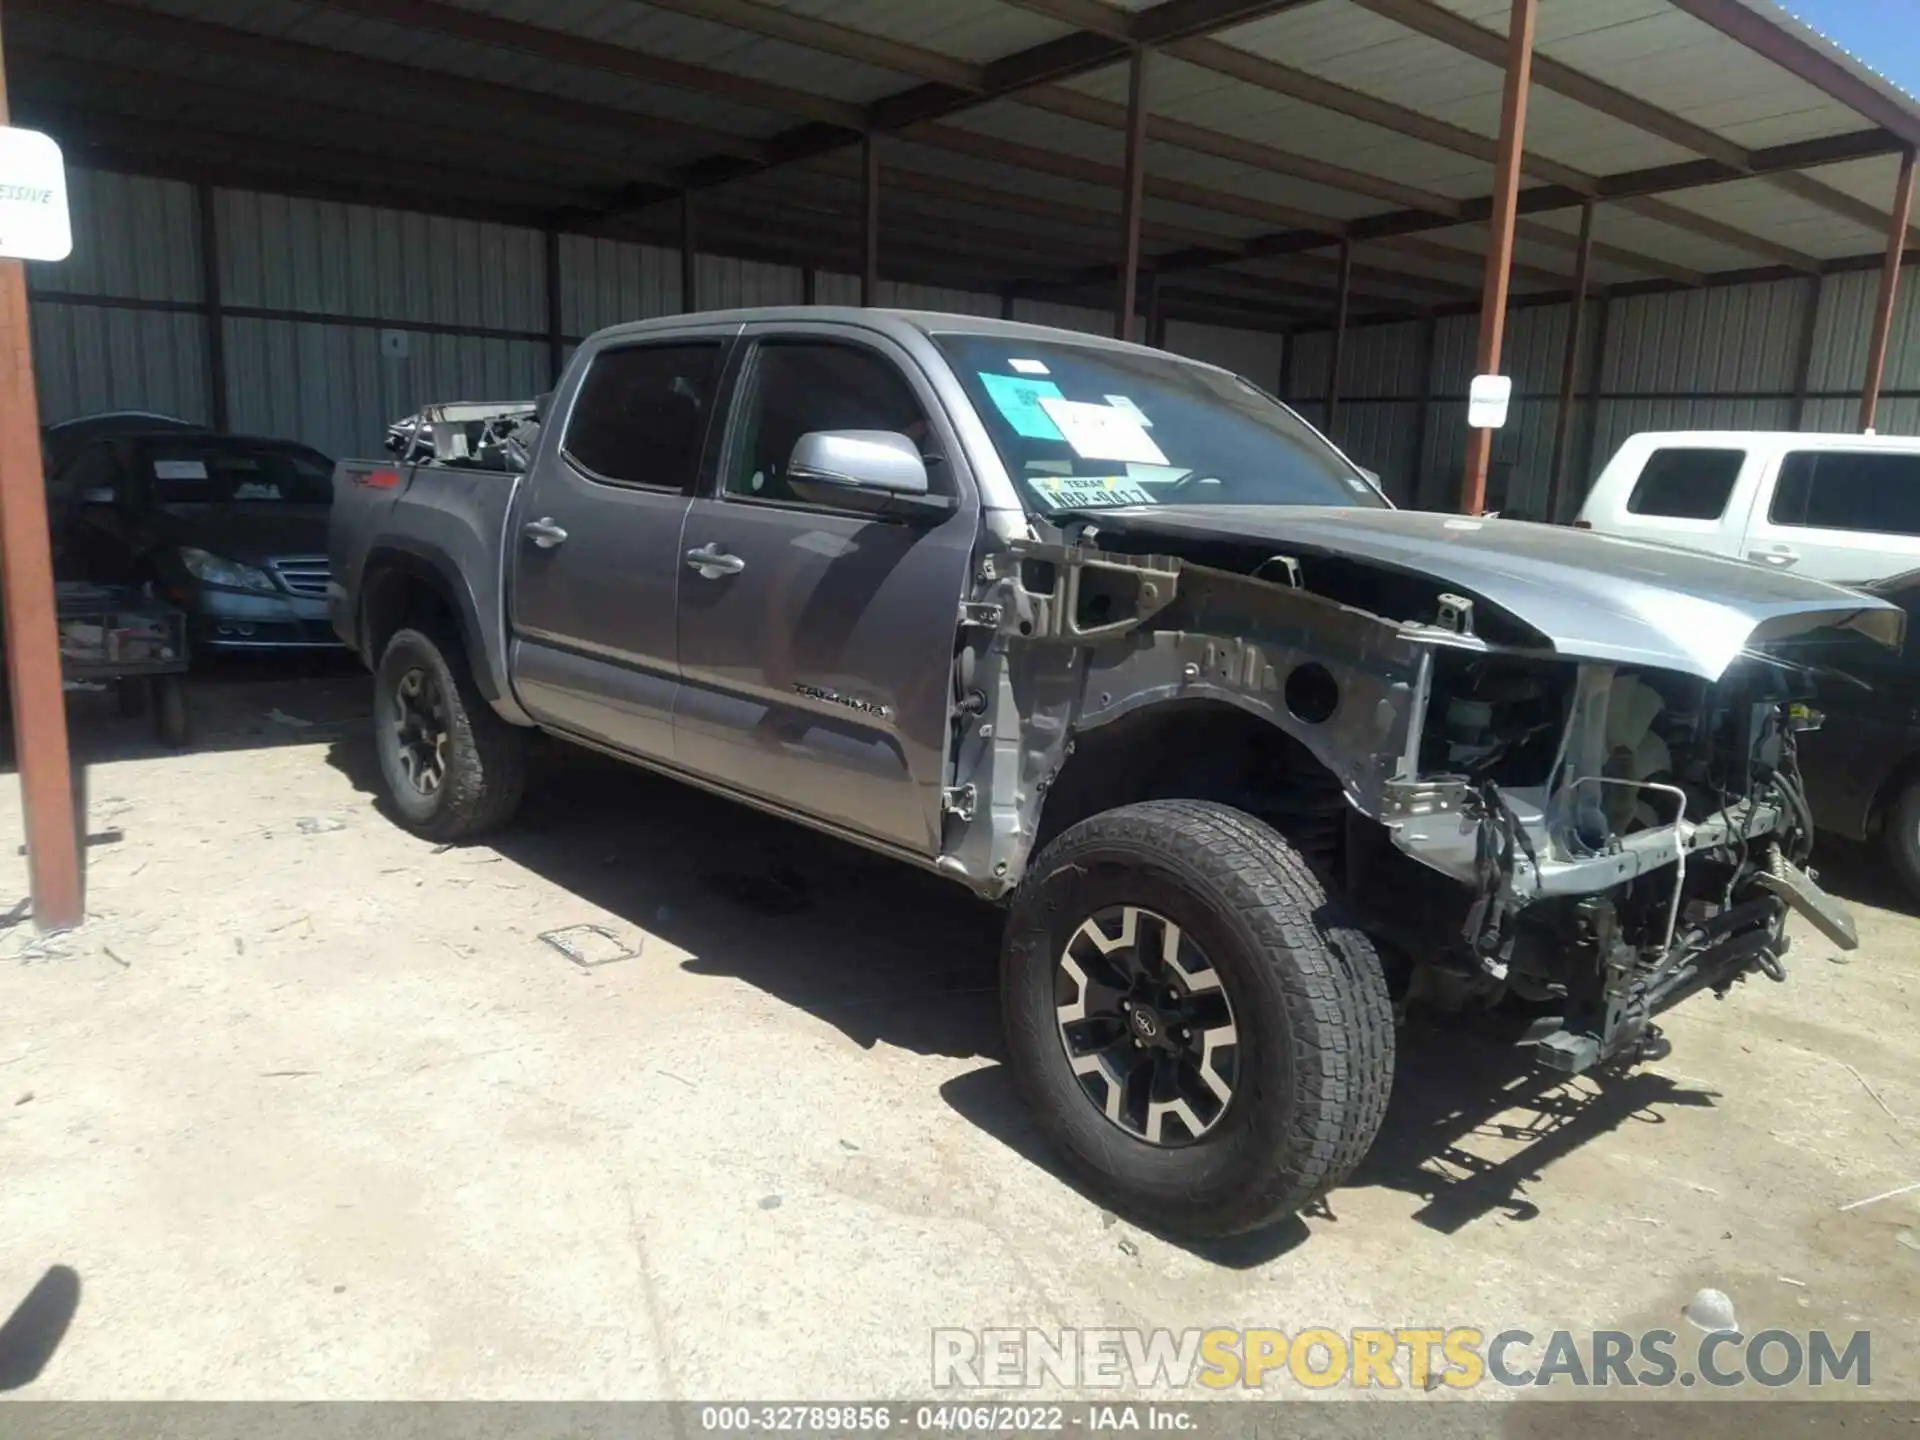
672;324;978;857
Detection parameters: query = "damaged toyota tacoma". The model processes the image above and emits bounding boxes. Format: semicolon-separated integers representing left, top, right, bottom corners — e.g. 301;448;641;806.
329;308;1901;1238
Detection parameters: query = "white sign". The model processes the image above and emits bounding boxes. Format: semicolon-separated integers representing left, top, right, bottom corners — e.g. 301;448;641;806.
0;129;70;262
1037;396;1168;466
1468;374;1512;430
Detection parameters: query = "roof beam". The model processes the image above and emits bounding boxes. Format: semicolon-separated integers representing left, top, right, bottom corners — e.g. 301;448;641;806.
1016;82;1461;215
13;49;677;190
668;0;1325;195
17;0;758;167
795;153;1250;252
902;122;1348;234
1513;218;1706;287
621;0;985;90
1165;35;1595;193
322;0;864;128
30;107;604;212
1349;0;1750;169
1768;170;1920;246
1664;0;1920;150
1615;195;1820;271
1368;233;1569;286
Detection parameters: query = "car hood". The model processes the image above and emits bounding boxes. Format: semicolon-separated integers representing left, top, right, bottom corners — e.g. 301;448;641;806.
153;505;330;566
1081;505;1904;680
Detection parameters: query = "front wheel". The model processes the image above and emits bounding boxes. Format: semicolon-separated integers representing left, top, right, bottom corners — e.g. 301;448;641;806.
1001;799;1394;1238
374;625;526;843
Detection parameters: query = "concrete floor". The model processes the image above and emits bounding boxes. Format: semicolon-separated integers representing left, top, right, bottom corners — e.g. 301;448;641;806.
0;663;1915;1401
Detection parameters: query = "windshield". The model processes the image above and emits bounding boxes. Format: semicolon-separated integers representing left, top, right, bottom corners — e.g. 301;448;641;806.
932;333;1385;515
144;443;334;505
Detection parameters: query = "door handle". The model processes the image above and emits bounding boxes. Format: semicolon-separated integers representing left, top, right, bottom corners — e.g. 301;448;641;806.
686;544;746;578
1746;546;1799;567
524;516;569;549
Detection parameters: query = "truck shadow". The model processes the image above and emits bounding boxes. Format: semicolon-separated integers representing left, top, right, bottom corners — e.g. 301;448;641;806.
326;735;1722;1258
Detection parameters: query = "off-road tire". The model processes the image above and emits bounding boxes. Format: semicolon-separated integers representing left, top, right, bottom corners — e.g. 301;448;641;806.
1884;775;1920;912
1002;799;1394;1237
374;625;526;843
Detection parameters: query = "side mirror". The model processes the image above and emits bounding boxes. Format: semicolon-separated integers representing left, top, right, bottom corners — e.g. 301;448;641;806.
787;430;950;518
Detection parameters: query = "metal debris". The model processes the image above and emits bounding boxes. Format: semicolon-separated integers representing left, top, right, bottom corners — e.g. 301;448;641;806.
296;816;346;835
1683;1288;1738;1334
538;924;640;969
266;709;314;728
1840;1180;1920;1213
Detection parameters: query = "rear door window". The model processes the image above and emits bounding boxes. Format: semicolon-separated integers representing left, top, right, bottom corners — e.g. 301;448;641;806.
1770;451;1920;536
563;342;723;490
1625;448;1745;520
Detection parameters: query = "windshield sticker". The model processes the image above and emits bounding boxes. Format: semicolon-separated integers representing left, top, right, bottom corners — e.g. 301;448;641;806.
1102;394;1153;427
232;482;283;501
1007;358;1051;375
979;372;1067;440
1038;397;1169;466
1028;475;1158;509
154;459;208;480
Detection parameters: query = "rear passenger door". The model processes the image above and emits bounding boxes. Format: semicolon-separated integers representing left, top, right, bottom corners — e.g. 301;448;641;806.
1740;449;1920;585
671;325;977;858
1597;445;1752;558
509;328;736;761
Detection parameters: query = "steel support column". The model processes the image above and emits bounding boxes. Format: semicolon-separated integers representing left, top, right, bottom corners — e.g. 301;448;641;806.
680;188;698;312
1862;146;1917;432
543;228;564;385
1461;0;1539;513
0;13;82;931
1545;199;1594;522
1409;314;1438;506
1326;239;1352;429
196;182;228;431
1115;44;1151;340
1576;293;1612;501
862;131;880;306
1790;271;1823;429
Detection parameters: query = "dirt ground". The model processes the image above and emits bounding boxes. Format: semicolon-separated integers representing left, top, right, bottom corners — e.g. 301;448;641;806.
0;660;1915;1402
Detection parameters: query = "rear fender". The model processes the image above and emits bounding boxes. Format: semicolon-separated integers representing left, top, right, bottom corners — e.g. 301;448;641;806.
360;538;531;724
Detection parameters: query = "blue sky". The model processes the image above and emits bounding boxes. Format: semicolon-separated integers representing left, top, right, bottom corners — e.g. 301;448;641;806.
1781;1;1920;97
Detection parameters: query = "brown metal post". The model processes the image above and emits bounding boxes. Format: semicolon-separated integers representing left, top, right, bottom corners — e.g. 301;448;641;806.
1408;314;1438;507
1576;293;1612;498
1142;270;1163;348
0;20;83;932
196;183;228;432
1326;239;1352;429
862;132;880;306
1115;44;1151;340
543;228;564;385
1790;271;1823;429
1545;199;1595;523
1861;146;1916;432
1461;0;1540;514
680;188;698;313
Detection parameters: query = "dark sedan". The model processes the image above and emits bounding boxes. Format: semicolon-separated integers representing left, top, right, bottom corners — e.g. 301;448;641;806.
1797;569;1920;903
50;431;340;652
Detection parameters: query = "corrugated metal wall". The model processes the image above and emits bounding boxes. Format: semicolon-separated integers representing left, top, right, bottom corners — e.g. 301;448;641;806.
25;166;1920;510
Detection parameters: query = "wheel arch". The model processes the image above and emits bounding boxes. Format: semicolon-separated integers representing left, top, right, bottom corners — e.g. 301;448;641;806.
1034;694;1353;871
359;539;500;705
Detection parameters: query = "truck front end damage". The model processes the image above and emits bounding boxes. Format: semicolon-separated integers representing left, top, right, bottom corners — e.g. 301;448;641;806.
944;509;1901;1075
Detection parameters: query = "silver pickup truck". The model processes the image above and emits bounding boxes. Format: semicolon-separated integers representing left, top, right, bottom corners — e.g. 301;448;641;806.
330;307;1899;1238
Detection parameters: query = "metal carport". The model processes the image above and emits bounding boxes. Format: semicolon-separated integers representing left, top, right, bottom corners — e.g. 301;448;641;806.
2;0;1918;926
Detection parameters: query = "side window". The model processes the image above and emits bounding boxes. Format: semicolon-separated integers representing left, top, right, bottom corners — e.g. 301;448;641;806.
51;443;124;506
562;341;723;489
725;340;940;504
1771;451;1920;537
1624;447;1745;520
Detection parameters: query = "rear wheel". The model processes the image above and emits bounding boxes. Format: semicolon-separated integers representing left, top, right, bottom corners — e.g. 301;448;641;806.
1001;799;1394;1237
1883;776;1920;911
374;626;526;842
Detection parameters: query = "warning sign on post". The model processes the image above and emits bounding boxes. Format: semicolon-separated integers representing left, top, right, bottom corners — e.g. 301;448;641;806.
0;129;71;263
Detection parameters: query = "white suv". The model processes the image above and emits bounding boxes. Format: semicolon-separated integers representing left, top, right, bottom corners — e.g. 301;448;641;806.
1576;431;1920;585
